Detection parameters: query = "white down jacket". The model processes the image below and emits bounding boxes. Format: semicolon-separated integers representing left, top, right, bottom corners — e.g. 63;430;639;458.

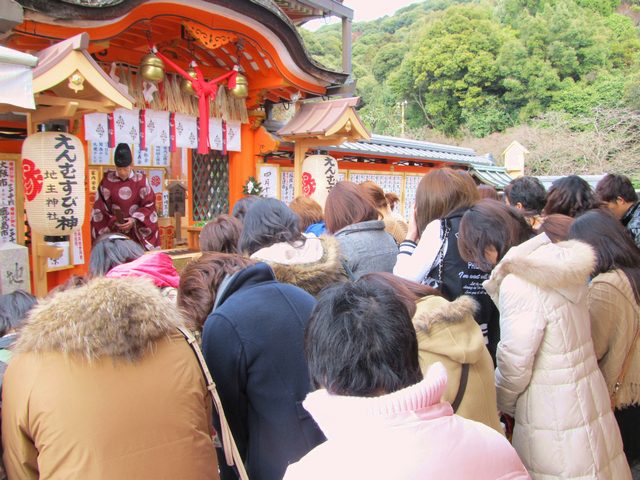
483;234;630;480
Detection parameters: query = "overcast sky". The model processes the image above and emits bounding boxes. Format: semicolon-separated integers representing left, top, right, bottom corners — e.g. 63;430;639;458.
303;0;423;31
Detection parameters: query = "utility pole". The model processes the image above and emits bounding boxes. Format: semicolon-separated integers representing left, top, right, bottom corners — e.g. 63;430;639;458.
400;100;408;137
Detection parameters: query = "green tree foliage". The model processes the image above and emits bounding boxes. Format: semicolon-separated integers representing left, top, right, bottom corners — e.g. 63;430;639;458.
300;0;640;137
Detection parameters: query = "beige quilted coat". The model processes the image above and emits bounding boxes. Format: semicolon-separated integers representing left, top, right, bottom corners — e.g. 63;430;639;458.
483;234;630;479
588;269;640;409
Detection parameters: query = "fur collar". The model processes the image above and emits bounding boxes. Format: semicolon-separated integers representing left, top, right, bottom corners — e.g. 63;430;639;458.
16;277;184;361
255;236;347;296
413;296;478;334
484;234;595;297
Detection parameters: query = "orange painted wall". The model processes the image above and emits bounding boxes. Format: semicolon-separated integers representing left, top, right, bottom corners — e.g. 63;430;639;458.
228;123;257;212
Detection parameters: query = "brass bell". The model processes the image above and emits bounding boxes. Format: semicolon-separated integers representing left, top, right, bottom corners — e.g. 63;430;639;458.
181;67;198;96
230;73;249;99
140;53;165;83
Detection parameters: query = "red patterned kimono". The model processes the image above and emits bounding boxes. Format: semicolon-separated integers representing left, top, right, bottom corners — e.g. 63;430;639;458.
91;170;159;250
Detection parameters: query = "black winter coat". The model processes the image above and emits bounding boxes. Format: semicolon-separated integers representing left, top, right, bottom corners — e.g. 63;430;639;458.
201;263;325;480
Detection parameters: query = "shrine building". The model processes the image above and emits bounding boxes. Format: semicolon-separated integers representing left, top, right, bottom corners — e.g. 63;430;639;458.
0;0;511;294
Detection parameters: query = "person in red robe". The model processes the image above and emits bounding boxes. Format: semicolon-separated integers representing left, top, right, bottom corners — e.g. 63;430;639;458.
91;144;159;250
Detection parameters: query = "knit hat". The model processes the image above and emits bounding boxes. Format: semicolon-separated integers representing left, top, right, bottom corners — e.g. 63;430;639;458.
114;143;132;167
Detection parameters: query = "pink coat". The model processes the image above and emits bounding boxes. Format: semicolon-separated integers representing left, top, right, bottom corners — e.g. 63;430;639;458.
283;363;530;480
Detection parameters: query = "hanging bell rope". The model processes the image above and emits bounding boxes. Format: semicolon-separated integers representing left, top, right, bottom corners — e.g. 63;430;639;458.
153;45;238;154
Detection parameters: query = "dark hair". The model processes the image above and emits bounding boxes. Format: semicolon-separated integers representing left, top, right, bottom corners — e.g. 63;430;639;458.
238;198;304;255
89;233;145;276
0;290;37;337
543;175;601;217
595;173;638;204
358;272;440;317
178;253;255;330
199;214;242;254
415;169;479;234
360;181;388;210
504;176;547;214
289;196;324;231
305;280;423;397
539;214;574;243
458;199;535;272
231;196;260;222
324;181;379;234
114;143;132;167
569;209;640;303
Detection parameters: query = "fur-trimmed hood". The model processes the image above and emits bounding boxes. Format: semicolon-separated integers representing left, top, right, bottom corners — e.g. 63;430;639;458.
483;234;596;303
16;276;184;361
413;295;485;365
251;236;347;296
413;296;479;333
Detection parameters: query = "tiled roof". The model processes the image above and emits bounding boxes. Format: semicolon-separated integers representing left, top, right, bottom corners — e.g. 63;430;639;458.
469;164;513;188
329;134;493;166
277;97;363;137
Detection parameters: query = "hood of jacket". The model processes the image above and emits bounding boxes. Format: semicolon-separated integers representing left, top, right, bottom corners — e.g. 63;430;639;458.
250;236;346;296
105;252;180;288
15;276;184;361
413;295;485;365
214;262;277;310
483;234;595;304
303;362;451;440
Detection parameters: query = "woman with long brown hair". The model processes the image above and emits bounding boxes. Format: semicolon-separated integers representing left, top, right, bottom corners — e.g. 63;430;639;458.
458;199;629;479
569;209;640;474
324;181;397;280
394;168;500;361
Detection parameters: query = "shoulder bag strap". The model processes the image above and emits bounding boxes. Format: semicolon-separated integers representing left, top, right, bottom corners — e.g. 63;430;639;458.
420;221;449;287
177;326;250;480
611;323;640;409
436;221;451;285
451;363;470;413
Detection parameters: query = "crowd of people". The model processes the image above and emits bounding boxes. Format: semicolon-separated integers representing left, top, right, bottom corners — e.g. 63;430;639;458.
0;169;638;480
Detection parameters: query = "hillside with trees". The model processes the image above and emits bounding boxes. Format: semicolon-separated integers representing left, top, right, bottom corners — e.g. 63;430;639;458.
299;0;640;177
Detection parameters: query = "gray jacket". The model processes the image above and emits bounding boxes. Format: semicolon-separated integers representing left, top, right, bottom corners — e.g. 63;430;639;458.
334;220;398;280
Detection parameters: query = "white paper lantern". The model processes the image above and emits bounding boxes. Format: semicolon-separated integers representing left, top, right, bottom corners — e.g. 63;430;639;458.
21;132;86;235
301;155;339;209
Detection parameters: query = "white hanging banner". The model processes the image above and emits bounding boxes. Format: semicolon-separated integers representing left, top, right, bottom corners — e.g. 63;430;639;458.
145;109;170;147
226;120;242;152
113;108;140;145
0;63;35;110
209;118;224;151
174;114;198;149
84;113;109;143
